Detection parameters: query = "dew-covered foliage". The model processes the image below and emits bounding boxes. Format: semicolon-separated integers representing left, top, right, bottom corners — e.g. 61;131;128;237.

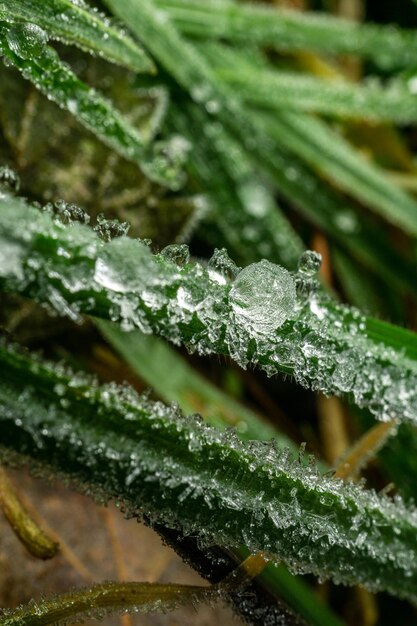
2;338;417;604
1;194;417;428
2;0;417;625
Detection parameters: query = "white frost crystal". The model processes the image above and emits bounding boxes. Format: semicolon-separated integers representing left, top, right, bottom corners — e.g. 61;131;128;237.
229;260;296;334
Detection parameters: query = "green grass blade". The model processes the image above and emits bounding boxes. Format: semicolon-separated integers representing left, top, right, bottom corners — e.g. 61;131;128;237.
156;0;417;70
217;65;417;125
96;320;280;442
97;321;347;626
170;99;304;269
0;21;187;190
2;339;417;602
0;0;155;73
2;195;417;426
199;41;417;237
0;581;212;626
268;110;417;236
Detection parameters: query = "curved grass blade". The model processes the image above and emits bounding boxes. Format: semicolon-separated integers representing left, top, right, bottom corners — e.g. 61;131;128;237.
268;110;417;236
0;467;59;560
2;340;417;602
0;21;187;190
96;321;281;442
2;195;417;426
0;581;213;626
110;0;415;296
156;0;417;70
0;0;155;73
217;65;417;125
170;99;304;269
200;41;417;238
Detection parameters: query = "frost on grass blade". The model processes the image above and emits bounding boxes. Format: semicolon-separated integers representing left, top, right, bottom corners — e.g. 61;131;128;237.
0;0;155;73
217;66;417;125
198;40;417;239
0;21;188;190
170;100;305;269
0;580;214;626
2;195;417;426
2;339;417;602
156;0;417;70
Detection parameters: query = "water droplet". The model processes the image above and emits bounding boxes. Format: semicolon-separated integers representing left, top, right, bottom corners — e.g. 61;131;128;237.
160;244;190;266
6;23;48;60
229;260;296;335
54;200;90;225
295;250;322;298
0;165;20;193
208;248;240;281
94;213;130;241
145;136;190;191
298;250;322;277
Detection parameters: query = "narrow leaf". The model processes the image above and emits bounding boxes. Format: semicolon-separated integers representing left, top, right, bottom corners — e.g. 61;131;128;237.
0;581;213;626
2;195;417;427
1;340;417;602
97;320;282;442
0;0;155;73
0;21;187;190
156;0;417;70
217;65;417;125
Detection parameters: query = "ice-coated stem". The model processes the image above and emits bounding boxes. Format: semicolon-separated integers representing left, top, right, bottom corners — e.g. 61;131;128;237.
2;340;417;601
0;581;213;626
1;195;417;426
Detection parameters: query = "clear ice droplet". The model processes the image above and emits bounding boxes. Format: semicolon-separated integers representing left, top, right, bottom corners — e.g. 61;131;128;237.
208;248;240;280
161;244;190;266
298;250;322;277
6;23;48;60
229;260;296;335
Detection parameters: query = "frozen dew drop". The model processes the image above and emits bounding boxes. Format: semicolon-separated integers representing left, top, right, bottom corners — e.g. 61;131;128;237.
0;165;20;194
94;238;156;295
6;23;48;60
208;248;240;282
229;260;296;335
160;243;190;266
145;136;190;191
54;200;90;225
298;250;322;277
94;213;130;242
296;250;322;298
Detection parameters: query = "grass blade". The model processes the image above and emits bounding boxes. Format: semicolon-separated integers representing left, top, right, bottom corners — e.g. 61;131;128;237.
0;0;155;73
2;339;417;602
156;0;417;70
217;65;417;125
97;320;281;442
2;195;417;426
0;21;187;190
0;581;213;626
